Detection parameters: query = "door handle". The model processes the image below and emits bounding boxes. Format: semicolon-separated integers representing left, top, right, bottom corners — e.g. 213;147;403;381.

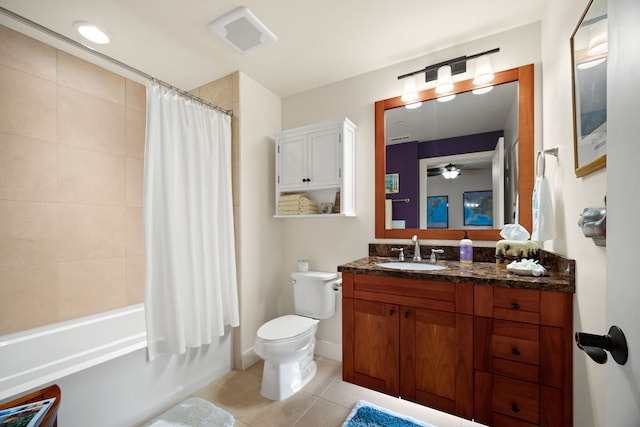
575;325;628;365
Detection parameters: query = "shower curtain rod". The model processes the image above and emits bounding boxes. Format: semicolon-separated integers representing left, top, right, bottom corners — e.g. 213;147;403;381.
0;7;233;117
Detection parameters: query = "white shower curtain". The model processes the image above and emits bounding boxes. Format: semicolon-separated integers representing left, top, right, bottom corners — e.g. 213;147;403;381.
143;81;239;361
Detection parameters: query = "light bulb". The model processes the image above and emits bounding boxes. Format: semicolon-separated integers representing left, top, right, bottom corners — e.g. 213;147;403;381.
435;66;454;94
473;55;494;85
401;75;418;102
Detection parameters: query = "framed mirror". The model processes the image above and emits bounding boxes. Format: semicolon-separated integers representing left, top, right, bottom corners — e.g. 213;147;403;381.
375;65;534;241
571;0;608;177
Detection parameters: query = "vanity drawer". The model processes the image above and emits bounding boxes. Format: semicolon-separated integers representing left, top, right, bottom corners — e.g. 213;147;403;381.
492;319;539;365
493;288;540;324
493;375;539;424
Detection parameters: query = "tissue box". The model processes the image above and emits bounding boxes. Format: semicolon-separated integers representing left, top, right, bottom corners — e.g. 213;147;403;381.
495;240;539;268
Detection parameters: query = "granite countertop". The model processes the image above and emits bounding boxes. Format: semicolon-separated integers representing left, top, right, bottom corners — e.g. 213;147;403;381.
338;244;575;293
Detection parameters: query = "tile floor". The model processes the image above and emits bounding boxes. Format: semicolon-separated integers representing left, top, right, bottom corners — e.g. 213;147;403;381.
146;356;485;427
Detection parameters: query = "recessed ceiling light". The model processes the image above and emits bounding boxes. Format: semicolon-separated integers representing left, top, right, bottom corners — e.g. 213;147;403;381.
74;21;111;44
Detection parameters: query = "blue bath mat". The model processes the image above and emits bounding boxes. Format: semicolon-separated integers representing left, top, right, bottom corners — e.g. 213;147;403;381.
342;400;437;427
143;397;234;427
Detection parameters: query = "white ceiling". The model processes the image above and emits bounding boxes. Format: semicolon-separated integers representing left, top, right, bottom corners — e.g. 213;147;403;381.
0;0;547;98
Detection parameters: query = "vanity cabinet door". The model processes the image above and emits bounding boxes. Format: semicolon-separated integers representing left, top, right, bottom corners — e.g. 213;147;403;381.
400;306;473;419
342;273;474;420
348;298;399;396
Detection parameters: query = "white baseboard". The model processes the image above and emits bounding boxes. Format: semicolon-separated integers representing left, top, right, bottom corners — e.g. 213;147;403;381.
315;340;342;362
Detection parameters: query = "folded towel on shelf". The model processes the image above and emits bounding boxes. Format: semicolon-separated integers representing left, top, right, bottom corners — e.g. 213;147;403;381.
278;204;320;215
279;193;308;202
277;200;301;208
278;193;320;215
278;208;299;215
300;206;320;214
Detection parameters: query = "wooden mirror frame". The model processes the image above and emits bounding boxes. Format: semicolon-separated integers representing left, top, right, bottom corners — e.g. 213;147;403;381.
375;64;534;241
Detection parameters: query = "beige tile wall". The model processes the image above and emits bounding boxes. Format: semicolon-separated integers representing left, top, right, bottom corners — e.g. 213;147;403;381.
0;25;147;335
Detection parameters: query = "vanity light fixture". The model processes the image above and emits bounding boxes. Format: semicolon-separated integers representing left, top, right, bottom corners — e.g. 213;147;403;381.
472;86;494;95
578;57;607;70
397;47;499;104
473;55;495;85
74;21;111;44
405;101;422;110
401;74;419;102
587;18;608;56
435;65;454;94
437;94;456;103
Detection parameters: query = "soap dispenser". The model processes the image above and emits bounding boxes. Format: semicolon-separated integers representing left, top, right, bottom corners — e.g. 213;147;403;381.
460;231;473;265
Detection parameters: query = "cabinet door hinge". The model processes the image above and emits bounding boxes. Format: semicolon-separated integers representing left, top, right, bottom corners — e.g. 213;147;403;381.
339;167;342;178
277;175;280;184
277;145;280;154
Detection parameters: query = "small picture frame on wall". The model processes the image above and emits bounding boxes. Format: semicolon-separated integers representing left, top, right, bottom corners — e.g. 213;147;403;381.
426;196;448;229
463;190;493;226
385;173;399;194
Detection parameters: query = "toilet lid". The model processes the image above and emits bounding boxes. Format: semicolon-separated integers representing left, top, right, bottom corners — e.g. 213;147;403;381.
257;315;318;341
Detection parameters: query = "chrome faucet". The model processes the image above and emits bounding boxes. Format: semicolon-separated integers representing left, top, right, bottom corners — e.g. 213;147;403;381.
430;248;444;263
411;235;421;261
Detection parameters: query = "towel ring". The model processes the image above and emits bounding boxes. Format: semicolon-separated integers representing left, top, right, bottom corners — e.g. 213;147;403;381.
536;146;559;178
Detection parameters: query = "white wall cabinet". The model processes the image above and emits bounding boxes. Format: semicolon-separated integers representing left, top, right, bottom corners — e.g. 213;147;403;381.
275;118;356;217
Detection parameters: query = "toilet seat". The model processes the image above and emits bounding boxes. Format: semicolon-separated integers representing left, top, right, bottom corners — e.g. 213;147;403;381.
256;315;318;343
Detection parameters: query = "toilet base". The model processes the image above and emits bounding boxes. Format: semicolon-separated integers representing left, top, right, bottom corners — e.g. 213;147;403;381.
260;353;317;400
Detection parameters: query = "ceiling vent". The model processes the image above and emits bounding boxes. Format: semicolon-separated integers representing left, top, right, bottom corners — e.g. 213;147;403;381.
208;6;277;54
388;135;412;144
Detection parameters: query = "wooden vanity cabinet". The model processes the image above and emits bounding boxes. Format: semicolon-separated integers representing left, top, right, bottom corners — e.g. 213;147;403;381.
342;273;474;419
473;286;573;427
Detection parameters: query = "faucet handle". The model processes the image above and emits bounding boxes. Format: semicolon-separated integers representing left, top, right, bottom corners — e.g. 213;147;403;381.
430;248;445;263
391;247;405;261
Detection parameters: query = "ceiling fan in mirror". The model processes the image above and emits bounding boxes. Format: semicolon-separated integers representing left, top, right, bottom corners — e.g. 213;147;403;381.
427;162;483;179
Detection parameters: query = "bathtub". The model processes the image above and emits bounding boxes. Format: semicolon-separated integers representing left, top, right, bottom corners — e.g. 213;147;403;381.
0;304;147;401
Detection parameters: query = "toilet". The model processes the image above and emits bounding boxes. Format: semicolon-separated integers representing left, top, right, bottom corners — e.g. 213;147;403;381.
254;271;341;400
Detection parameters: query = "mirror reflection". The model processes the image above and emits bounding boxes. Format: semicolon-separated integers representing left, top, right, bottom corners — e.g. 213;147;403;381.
375;65;534;241
385;81;518;230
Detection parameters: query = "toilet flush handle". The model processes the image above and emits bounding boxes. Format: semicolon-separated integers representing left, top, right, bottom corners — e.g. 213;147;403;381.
330;278;343;292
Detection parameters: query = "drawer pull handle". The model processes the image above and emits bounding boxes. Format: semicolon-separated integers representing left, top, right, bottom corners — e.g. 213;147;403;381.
512;303;521;309
512;404;521;414
512;348;521;356
389;309;395;316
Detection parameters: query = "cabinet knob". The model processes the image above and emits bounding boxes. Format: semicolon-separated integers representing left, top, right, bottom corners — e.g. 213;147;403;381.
512;348;521;356
512;303;521;309
389;309;395;316
404;311;409;318
511;404;521;414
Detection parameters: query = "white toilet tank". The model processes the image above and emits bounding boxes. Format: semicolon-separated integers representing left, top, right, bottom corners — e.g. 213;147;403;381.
292;271;340;319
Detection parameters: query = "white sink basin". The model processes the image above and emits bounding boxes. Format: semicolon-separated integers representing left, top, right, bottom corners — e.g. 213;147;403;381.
376;262;447;271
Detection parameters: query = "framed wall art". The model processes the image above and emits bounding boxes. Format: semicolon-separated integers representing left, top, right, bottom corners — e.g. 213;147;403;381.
426;196;448;228
571;0;608;177
463;190;493;227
